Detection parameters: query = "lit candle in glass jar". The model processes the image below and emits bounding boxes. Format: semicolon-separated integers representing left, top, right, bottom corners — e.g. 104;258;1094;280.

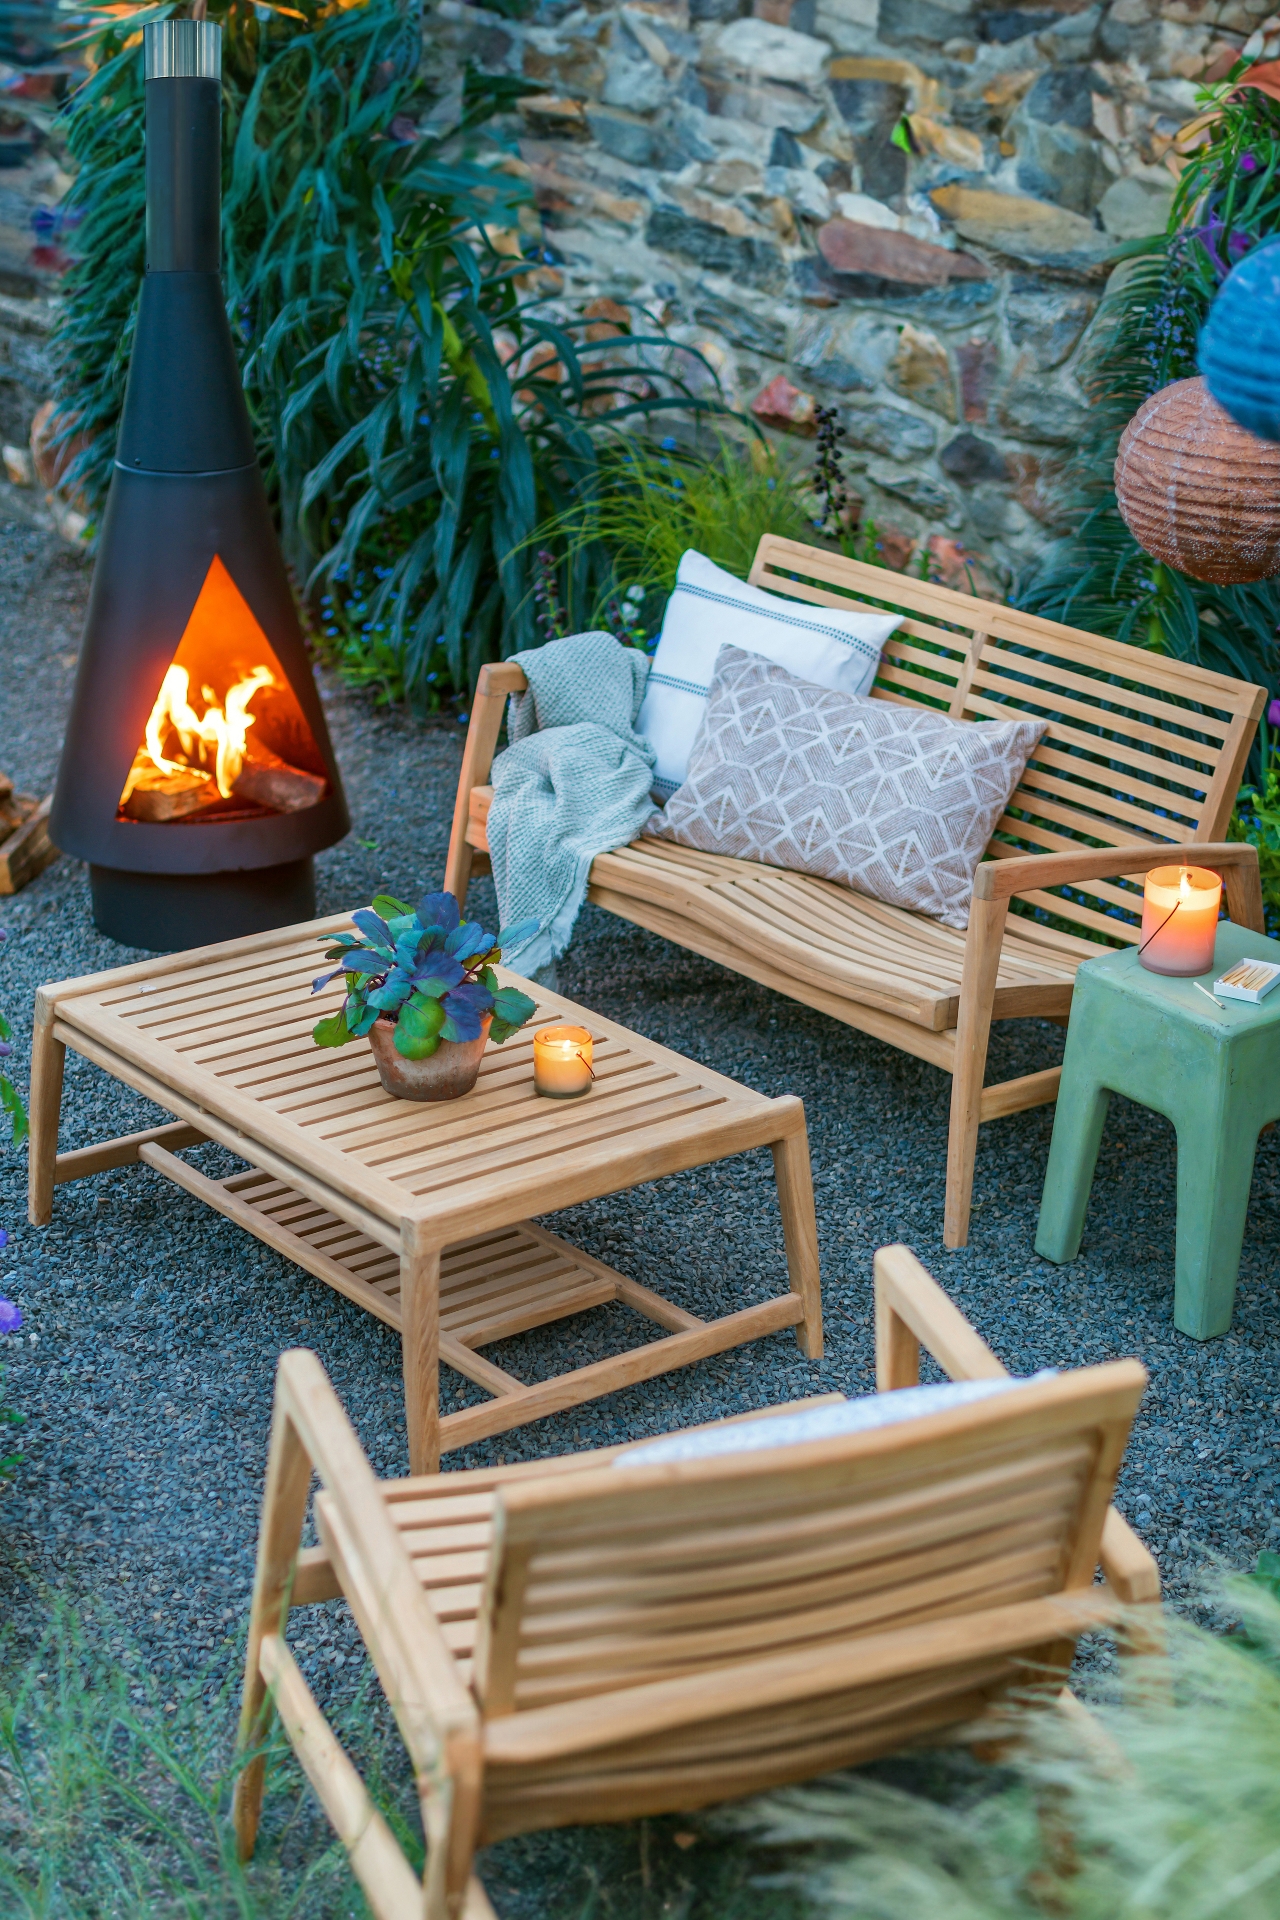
533;1025;594;1098
1139;865;1222;976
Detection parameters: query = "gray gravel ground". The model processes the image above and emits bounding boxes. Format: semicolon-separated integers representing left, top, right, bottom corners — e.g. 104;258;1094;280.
2;504;1279;1712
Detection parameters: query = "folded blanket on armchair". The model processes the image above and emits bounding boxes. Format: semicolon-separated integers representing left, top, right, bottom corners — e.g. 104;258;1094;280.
487;630;656;977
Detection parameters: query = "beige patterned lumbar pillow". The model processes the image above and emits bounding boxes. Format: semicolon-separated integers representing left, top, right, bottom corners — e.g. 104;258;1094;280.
649;646;1048;929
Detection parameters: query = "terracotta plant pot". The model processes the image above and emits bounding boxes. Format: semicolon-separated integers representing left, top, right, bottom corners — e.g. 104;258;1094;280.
368;1014;491;1102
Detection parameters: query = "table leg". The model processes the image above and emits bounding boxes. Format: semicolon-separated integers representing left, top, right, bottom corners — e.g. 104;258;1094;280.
27;990;65;1227
771;1123;824;1360
1172;1103;1258;1341
1035;1056;1112;1268
400;1223;441;1475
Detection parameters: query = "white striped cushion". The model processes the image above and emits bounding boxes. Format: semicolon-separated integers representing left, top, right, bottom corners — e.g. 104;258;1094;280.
637;549;901;802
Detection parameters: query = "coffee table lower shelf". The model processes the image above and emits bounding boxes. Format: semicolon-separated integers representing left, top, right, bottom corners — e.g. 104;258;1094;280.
140;1142;804;1453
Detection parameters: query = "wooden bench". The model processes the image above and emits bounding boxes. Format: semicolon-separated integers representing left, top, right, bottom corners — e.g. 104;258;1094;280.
446;535;1267;1248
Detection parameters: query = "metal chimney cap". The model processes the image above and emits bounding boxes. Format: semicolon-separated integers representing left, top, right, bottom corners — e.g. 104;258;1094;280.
144;18;222;79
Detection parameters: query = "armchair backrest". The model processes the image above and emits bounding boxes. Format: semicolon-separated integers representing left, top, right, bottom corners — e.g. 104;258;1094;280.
469;1361;1145;1720
749;537;1265;948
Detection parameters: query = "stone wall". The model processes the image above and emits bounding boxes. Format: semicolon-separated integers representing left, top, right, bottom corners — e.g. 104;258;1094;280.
428;0;1247;585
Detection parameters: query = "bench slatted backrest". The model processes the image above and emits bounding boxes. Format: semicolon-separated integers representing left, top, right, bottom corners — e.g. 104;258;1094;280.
750;537;1265;946
471;1367;1143;1720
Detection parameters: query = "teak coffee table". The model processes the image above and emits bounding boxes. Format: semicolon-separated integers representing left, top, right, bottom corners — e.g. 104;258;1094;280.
28;914;823;1470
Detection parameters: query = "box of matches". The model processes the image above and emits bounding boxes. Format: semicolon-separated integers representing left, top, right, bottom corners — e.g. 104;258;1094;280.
1214;958;1280;1004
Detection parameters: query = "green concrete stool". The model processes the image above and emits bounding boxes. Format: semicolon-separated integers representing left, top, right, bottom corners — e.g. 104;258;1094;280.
1036;921;1280;1339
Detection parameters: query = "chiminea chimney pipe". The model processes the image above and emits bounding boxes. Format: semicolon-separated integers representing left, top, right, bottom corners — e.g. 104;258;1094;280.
111;19;255;476
144;20;221;273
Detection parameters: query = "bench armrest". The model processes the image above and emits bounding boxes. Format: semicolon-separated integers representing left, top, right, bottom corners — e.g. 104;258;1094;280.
444;661;530;905
974;840;1264;933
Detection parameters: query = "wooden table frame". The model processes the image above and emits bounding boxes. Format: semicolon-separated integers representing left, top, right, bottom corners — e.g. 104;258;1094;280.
28;917;823;1472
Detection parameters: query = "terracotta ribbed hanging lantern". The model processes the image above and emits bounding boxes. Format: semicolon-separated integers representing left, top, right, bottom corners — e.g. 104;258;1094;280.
1114;375;1280;585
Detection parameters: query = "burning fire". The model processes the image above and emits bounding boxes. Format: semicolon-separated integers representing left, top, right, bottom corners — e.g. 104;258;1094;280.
121;663;276;806
116;556;328;824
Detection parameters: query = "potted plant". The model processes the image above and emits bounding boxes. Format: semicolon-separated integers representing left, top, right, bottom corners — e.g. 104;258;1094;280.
311;890;538;1102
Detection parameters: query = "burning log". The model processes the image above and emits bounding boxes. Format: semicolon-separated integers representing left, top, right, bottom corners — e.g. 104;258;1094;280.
120;751;325;821
120;766;219;823
117;659;323;820
232;747;327;814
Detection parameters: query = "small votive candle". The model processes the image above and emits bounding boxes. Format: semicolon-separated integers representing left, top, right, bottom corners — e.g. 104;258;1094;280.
533;1024;594;1098
1139;865;1222;976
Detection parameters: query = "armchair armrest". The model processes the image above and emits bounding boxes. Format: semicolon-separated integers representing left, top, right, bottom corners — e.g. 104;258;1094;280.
444;661;530;906
874;1246;1162;1619
1099;1508;1161;1607
477;662;531;697
238;1352;485;1915
273;1352;478;1764
974;840;1264;934
873;1243;1005;1389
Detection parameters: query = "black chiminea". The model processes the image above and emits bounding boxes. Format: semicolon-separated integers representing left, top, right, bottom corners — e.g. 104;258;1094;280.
51;17;349;952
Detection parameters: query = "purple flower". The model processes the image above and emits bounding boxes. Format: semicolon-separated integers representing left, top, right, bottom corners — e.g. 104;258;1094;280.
0;1298;22;1335
0;1042;11;1059
1192;217;1256;279
1241;151;1262;175
1268;697;1280;727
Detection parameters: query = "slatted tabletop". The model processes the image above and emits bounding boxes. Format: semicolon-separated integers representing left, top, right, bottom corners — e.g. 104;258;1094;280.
42;914;789;1244
31;914;823;1470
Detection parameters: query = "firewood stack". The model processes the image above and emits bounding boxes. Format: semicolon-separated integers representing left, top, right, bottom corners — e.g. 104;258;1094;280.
0;773;57;893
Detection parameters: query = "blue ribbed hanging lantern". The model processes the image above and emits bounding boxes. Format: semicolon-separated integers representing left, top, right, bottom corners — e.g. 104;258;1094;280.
1200;237;1280;444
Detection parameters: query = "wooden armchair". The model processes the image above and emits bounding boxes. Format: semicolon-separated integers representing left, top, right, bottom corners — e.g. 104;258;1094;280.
233;1244;1159;1920
444;536;1266;1248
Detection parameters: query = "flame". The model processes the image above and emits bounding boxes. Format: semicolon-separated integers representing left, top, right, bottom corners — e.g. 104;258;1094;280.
121;663;276;804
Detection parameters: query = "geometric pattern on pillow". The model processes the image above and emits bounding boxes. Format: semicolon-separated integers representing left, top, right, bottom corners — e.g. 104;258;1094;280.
649;645;1048;929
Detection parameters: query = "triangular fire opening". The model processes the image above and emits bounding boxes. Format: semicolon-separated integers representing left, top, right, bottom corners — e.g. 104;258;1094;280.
118;555;328;825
